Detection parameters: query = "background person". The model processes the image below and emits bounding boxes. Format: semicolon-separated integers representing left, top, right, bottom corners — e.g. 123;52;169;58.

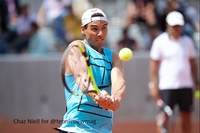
37;0;71;48
116;27;138;51
149;11;199;133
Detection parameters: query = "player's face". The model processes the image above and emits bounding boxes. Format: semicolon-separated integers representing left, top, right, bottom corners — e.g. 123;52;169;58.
167;25;183;39
82;20;108;48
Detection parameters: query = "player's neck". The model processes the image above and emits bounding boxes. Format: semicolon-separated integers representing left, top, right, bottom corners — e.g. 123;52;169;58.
168;33;181;40
84;39;103;54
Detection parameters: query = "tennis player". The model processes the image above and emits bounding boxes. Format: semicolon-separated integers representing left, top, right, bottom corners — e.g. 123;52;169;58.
56;8;126;133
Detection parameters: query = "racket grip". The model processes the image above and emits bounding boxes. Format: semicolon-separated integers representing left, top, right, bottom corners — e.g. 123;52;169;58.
99;91;114;102
157;99;172;116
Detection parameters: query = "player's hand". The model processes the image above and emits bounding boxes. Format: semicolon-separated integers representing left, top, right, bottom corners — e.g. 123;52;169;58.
97;90;121;112
106;96;121;112
92;90;113;110
149;87;159;100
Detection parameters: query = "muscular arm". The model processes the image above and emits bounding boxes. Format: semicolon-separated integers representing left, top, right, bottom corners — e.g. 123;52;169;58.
63;41;114;106
37;7;46;27
106;52;126;111
124;0;138;27
64;41;98;97
111;52;126;102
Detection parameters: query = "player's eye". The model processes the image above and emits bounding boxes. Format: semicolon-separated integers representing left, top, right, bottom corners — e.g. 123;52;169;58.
91;27;98;32
102;26;107;31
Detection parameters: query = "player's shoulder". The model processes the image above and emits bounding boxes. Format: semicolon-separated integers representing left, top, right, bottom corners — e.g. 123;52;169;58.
152;32;168;46
62;40;85;55
181;35;193;42
66;40;85;51
68;40;84;47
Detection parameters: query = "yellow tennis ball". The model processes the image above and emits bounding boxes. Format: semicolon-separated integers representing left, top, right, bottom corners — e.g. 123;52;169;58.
119;48;133;61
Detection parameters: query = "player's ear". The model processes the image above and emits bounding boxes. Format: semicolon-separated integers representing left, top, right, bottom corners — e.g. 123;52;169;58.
80;26;85;36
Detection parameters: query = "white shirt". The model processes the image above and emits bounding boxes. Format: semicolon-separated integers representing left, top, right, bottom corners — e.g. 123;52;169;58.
150;32;196;90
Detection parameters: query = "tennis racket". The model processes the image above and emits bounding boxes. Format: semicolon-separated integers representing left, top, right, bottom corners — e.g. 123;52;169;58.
60;40;101;97
148;82;173;116
156;98;174;133
148;82;174;133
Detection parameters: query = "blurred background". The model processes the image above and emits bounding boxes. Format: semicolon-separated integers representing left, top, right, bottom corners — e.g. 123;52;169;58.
0;0;199;133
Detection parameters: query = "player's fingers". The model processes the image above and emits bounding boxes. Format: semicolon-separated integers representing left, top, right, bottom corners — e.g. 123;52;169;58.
112;102;120;111
94;96;113;110
98;90;112;102
92;95;99;102
92;95;106;105
111;98;121;111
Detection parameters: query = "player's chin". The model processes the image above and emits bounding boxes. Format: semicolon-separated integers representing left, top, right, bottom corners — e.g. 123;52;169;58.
95;39;105;46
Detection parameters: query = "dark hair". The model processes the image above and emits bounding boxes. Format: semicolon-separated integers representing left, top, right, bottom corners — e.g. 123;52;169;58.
91;13;104;17
84;13;104;29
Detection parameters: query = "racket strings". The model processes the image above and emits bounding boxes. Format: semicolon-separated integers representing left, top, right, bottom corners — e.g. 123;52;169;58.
61;41;100;96
77;43;100;95
77;76;91;94
76;74;99;94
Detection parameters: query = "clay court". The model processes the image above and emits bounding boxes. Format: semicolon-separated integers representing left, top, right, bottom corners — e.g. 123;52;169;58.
0;118;199;133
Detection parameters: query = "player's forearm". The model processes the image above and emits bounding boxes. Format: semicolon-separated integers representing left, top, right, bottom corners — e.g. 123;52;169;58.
149;76;159;89
111;67;126;102
149;60;159;88
37;8;46;26
190;58;199;87
149;60;160;99
149;73;159;88
112;80;126;102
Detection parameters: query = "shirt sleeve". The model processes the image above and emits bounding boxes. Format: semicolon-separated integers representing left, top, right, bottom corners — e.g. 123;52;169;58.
150;39;161;61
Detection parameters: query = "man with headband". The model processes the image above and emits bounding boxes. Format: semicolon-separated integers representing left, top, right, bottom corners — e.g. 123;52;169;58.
56;8;126;133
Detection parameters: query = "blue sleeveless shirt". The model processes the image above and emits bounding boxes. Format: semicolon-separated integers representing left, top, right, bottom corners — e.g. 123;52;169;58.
58;41;113;133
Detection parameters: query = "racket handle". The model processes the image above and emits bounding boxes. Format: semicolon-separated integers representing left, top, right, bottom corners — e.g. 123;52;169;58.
157;99;173;116
99;91;114;102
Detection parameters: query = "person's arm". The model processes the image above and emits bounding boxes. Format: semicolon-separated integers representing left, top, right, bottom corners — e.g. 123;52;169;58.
65;41;99;96
37;6;46;27
64;41;113;108
190;58;200;90
149;59;160;100
108;52;126;111
124;0;138;28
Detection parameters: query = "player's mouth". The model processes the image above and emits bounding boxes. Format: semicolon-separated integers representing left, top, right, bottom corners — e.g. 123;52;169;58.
96;38;105;42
